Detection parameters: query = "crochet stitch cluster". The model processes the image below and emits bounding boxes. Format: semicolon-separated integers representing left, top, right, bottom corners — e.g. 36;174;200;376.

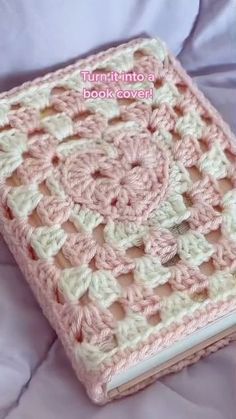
0;38;235;403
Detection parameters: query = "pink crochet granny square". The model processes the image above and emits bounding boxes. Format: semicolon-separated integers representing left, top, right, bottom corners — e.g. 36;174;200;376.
0;38;236;403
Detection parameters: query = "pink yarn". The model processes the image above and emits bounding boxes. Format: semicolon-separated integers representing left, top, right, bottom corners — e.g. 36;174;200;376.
0;38;235;405
60;133;170;221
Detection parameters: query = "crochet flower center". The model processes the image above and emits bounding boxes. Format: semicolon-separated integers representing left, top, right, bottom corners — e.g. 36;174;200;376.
60;133;170;221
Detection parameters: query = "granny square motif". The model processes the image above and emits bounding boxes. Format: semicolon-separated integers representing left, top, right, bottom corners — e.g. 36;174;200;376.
0;38;236;404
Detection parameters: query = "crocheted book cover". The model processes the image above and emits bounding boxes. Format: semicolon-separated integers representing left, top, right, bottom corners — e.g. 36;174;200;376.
0;38;236;404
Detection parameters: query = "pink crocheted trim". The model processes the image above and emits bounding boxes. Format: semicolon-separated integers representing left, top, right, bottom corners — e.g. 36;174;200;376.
112;333;236;399
0;38;236;404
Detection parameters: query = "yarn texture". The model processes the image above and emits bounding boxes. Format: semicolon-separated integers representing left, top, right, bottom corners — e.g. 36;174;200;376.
0;38;236;403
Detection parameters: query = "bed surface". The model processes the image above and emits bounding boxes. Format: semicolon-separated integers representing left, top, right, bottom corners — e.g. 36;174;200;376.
0;1;235;418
